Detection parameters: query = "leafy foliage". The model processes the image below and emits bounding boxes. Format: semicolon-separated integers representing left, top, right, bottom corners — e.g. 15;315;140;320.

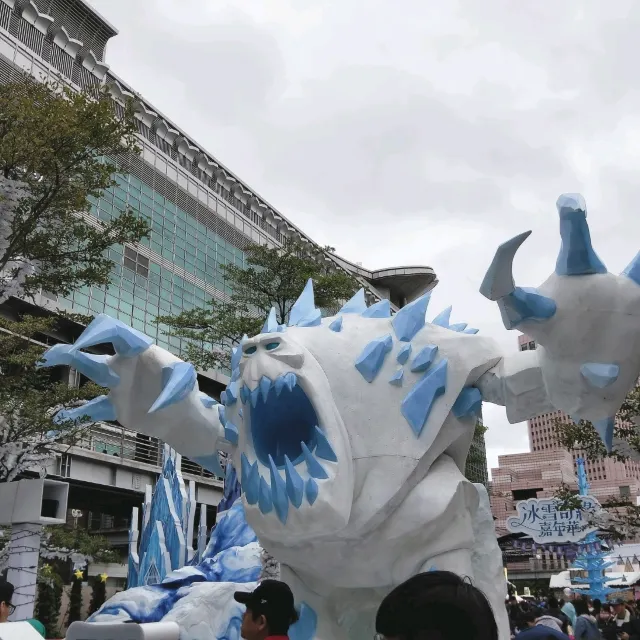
0;73;148;301
67;573;83;625
158;240;358;370
43;526;119;564
35;564;63;639
89;575;107;616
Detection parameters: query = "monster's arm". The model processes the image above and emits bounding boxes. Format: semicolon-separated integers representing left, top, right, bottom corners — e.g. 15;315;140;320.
39;315;235;476
476;349;556;424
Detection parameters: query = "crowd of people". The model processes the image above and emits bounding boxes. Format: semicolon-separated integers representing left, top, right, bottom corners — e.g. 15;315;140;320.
507;593;640;640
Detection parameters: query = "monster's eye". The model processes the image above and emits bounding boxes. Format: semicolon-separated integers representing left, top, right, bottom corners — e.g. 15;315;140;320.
265;342;280;351
244;345;258;355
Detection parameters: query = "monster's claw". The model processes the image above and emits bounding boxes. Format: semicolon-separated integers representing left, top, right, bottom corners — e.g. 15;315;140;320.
71;314;154;357
593;417;615;453
54;395;116;425
479;230;532;301
38;343;120;388
148;362;197;413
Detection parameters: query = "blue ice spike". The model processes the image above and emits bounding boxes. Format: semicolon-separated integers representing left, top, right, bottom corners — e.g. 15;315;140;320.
411;345;438;373
284;455;304;508
262;307;279;333
401;359;448;437
148;361;197;413
70;314;154;357
301;442;328;479
593;416;615;453
339;288;367;314
313;425;337;462
389;369;404;386
289;279;321;327
305;478;319;505
224;422;239;445
241;453;260;505
452;387;482;419
361;298;391;318
269;456;289;524
622;251;640;286
329;316;343;332
449;323;467;333
355;334;393;383
396;343;412;365
431;306;452;328
580;363;620;389
392;293;431;342
38;343;120;388
555;194;607;276
54;395;116;425
258;477;273;514
289;602;318;640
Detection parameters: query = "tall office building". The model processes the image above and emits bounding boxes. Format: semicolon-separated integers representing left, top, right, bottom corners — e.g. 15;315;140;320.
0;0;437;553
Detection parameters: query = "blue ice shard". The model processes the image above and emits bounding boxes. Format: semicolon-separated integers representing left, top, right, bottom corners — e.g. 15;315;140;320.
396;343;412;365
225;380;239;405
452;387;483;419
497;287;557;330
305;478;319;506
289;602;318;640
241;453;259;505
54;395;116;424
622;251;640;286
355;334;393;383
258;476;273;514
361;299;391;318
269;455;289;524
240;385;249;404
401;359;448;437
231;345;242;372
580;362;620;389
289;279;320;327
464;327;479;335
71;314;153;357
148;361;197;413
432;306;452;328
389;369;404;386
285;372;297;391
224;422;239;445
262;307;279;334
38;343;120;388
555;194;607;276
328;316;343;332
313;426;337;462
284;456;304;508
339;289;367;314
301;442;328;479
192;452;224;478
449;323;468;333
593;416;615;453
410;345;438;373
391;293;430;342
259;376;272;402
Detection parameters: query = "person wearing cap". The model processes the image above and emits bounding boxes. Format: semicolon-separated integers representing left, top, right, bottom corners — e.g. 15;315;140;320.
614;598;633;627
234;579;298;640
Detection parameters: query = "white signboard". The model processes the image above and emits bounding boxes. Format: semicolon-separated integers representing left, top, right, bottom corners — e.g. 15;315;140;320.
506;495;602;543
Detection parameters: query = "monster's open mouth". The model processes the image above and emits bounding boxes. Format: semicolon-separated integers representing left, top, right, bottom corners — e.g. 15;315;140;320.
249;374;320;468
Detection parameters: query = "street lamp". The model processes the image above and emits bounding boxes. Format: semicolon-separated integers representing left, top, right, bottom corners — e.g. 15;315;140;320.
534;553;542;597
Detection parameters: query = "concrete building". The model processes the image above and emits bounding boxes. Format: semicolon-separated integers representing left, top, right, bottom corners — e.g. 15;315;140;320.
0;0;437;551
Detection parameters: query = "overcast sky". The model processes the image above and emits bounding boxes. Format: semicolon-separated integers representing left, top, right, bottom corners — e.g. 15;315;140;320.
90;0;640;475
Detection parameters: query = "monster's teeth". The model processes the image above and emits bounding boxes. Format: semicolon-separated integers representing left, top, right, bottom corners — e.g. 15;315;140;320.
224;422;239;445
250;387;260;408
258;476;273;514
241;454;260;505
305;478;319;505
269;455;289;524
284;455;304;508
274;375;286;396
259;376;272;402
285;372;297;392
301;442;328;479
313;426;337;462
240;385;249;405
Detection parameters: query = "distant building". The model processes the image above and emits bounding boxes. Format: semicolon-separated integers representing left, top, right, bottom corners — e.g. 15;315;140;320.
465;418;489;487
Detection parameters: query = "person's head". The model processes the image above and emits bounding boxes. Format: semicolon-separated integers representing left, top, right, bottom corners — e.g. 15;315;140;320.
574;598;589;616
592;598;601;614
374;571;498;640
234;580;298;640
519;610;538;628
548;596;559;609
0;580;15;622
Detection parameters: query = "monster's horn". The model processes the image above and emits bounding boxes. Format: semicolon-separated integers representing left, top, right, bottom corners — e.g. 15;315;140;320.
555;193;607;276
70;314;154;357
288;279;321;327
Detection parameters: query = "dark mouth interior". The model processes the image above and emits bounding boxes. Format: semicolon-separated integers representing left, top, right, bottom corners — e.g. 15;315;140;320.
250;380;319;468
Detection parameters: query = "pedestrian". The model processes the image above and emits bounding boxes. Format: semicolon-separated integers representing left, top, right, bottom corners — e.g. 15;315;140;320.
614;598;633;627
234;580;299;640
515;609;570;640
573;598;600;640
0;580;45;637
546;596;570;634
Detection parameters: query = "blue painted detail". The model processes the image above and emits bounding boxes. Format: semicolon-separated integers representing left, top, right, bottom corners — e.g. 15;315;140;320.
220;391;227;406
284;456;304;508
339;288;367;314
361;299;391;318
250;386;260;408
313;425;337;462
479;231;532;301
449;323;467;332
226;381;239;405
391;293;431;342
274;376;286;396
498;286;557;330
231;367;241;382
580;362;620;389
231;345;242;373
241;453;260;505
238;407;243;419
149;362;197;414
305;478;319;505
240;385;249;404
355;334;393;383
288;279;320;327
192;452;224;478
258;476;273;514
463;327;479;335
54;395;116;424
452;387;483;419
262;307;279;333
410;345;438;373
259;376;272;402
389;369;404;387
431;306;452;328
296;308;322;327
218;463;242;514
38;343;120;388
289;602;318;640
269;456;289;524
71;314;154;357
301;442;328;479
218;406;227;426
396;343;412;365
555;194;607;276
329;316;343;332
224;422;239;445
622;251;640;286
285;372;297;391
401;359;448;437
593;416;615;453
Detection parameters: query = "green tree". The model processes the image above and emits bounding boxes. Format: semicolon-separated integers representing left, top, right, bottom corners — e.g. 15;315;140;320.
88;575;107;616
67;571;83;625
34;564;63;639
158;240;358;370
42;525;120;565
0;72;148;301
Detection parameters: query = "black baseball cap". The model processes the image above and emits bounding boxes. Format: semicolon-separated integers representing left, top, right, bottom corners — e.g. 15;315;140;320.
234;580;298;624
0;580;14;604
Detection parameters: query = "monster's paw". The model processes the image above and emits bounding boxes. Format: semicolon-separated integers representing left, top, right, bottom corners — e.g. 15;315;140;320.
38;315;227;473
480;194;640;451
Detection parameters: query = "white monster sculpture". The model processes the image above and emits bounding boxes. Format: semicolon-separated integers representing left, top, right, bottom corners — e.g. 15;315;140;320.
40;194;640;640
